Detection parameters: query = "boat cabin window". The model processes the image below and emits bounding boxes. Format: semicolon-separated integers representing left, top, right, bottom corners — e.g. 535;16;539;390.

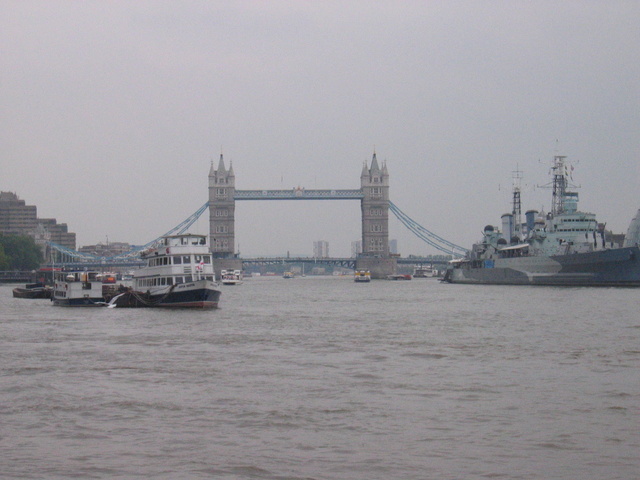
149;257;172;267
499;246;529;258
194;255;212;264
173;256;182;264
183;255;191;264
55;271;100;282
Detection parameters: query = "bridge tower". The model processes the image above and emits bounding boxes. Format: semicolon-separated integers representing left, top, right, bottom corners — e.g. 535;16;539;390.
356;152;396;278
208;154;236;258
360;152;390;256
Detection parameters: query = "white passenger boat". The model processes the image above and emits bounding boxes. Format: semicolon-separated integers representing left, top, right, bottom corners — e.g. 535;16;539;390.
109;234;221;308
51;271;105;306
412;265;434;278
221;269;243;285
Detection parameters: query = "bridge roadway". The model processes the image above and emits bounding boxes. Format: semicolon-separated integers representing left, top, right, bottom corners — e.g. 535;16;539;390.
234;189;364;200
0;271;34;283
241;256;450;270
38;256;450;271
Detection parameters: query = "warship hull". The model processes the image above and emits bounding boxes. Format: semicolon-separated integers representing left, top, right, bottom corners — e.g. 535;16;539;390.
445;246;640;286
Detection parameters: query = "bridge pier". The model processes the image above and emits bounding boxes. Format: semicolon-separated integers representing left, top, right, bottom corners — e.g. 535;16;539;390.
355;257;397;279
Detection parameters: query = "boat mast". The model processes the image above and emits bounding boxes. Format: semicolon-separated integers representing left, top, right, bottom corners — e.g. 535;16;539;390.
512;167;523;239
539;155;576;217
551;155;567;215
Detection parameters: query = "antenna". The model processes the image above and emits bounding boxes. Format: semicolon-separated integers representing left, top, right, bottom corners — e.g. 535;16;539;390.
512;166;523;237
537;155;579;216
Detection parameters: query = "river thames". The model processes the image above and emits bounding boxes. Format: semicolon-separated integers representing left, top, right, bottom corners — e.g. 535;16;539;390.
1;277;638;479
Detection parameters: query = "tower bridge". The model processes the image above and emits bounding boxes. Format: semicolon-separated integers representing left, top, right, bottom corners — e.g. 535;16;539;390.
210;152;395;278
43;153;467;276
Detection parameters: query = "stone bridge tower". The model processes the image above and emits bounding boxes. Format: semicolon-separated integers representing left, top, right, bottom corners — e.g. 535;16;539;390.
360;152;390;256
356;152;396;278
208;154;237;259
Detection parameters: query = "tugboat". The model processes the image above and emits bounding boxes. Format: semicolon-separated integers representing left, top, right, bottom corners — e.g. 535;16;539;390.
445;155;640;286
108;234;221;308
51;271;105;306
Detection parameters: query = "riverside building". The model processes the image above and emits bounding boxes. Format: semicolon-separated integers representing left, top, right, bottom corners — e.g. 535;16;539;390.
0;191;76;250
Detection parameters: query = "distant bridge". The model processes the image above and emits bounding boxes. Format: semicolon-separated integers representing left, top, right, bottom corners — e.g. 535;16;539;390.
242;256;357;269
0;271;34;283
241;256;451;270
41;255;450;272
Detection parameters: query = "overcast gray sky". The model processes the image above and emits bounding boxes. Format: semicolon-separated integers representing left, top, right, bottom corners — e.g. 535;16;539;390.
2;1;639;257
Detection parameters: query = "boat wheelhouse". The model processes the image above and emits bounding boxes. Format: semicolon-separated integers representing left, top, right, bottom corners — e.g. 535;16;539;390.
136;234;215;287
51;271;105;306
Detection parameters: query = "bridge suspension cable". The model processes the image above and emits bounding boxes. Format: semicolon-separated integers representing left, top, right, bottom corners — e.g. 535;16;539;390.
144;201;210;246
388;201;468;257
46;201;210;264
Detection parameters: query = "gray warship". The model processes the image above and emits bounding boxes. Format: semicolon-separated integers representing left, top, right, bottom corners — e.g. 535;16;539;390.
444;155;640;286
